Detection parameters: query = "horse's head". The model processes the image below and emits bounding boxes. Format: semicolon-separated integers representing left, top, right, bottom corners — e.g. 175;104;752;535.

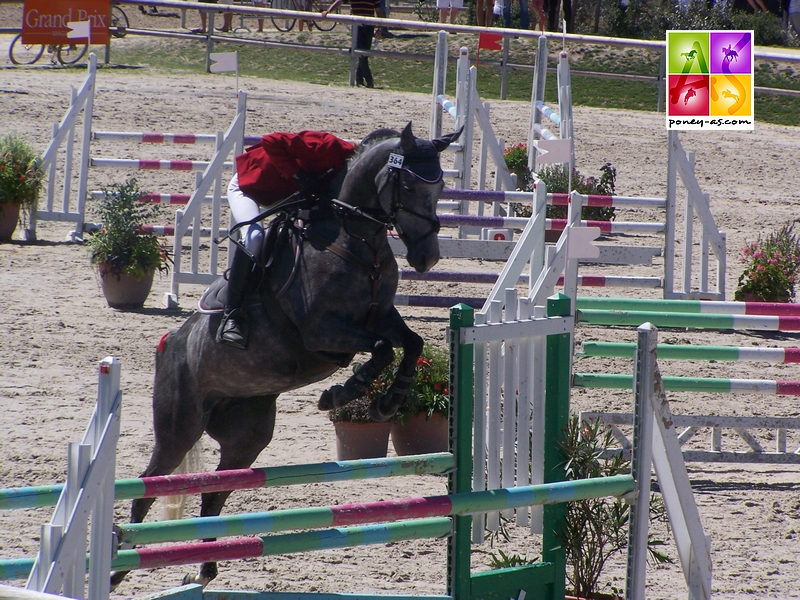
359;122;460;273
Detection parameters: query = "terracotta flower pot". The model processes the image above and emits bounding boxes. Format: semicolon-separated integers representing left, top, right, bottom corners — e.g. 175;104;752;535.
0;203;21;242
97;264;155;309
333;421;393;461
390;412;449;456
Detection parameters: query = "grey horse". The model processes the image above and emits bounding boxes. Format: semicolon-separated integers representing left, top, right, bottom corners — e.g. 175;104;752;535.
111;122;461;588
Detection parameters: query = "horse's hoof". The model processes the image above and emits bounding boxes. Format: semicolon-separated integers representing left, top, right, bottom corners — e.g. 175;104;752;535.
110;570;127;590
320;385;350;409
368;395;394;422
318;390;334;411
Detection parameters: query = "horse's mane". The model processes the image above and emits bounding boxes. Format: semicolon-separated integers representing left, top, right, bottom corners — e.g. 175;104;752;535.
349;128;400;170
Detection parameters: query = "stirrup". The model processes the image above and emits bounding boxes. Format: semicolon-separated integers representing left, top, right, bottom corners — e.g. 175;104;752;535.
216;309;248;350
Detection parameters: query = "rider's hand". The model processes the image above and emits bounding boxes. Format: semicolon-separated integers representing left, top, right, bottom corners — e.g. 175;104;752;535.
293;170;325;195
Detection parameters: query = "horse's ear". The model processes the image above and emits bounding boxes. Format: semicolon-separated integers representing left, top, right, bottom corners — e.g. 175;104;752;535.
432;126;464;152
399;122;416;154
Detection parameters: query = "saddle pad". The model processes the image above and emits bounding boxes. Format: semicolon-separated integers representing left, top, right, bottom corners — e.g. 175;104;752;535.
198;276;228;313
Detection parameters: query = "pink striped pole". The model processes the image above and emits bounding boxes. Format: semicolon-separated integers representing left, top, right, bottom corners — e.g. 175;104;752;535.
89;158;233;171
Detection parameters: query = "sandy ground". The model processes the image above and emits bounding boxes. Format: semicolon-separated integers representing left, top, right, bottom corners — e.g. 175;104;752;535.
1;11;800;599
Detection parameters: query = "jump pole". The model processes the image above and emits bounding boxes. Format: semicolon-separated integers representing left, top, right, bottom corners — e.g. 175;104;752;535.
113;475;635;547
0;454;453;511
577;308;800;331
581;342;800;363
577;296;800;317
574;373;800;395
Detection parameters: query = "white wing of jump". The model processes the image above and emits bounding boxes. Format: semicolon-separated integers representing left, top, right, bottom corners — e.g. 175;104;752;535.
532;138;571;164
567;226;601;259
67;20;91;40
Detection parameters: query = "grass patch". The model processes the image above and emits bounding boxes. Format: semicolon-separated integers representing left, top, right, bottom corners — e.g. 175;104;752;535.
104;31;800;126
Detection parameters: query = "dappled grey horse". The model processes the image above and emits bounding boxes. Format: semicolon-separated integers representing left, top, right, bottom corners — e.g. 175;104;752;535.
111;122;461;587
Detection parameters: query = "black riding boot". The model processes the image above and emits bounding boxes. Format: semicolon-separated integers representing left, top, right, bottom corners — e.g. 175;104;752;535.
216;247;253;349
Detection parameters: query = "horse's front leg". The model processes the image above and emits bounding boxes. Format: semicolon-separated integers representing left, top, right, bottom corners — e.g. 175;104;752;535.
369;321;424;422
317;337;395;410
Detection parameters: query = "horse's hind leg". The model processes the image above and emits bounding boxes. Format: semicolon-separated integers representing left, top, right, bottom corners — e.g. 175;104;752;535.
182;394;278;587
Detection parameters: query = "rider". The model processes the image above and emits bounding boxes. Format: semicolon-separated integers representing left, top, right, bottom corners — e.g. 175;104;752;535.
220;131;357;349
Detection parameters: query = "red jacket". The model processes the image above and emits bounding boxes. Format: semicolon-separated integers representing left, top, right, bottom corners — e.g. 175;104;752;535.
235;131;356;206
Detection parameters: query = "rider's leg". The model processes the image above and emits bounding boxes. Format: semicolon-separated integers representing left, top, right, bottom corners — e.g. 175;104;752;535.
217;175;264;349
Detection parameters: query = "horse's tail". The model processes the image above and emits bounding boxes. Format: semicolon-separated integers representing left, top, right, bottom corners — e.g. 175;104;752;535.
162;438;203;521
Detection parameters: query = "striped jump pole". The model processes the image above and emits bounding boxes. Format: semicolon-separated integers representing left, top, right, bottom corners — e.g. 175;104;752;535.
397;270;662;289
117;474;635;546
92;131;261;146
436;95;457;120
394;294;484;309
89;158;234;171
0;519;452;582
436;213;664;235
535;100;561;126
0;454;453;511
549;193;665;208
576;296;800;317
0;476;634;580
573;373;800;395
438;188;665;210
580;342;800;363
577;308;800;332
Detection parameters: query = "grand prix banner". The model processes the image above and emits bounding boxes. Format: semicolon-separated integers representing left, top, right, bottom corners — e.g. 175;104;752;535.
22;0;110;45
666;30;755;131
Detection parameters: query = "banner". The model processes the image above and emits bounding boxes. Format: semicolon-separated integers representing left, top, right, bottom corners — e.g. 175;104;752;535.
22;0;110;45
666;30;754;131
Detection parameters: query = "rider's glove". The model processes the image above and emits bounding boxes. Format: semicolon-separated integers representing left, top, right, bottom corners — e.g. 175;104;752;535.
293;170;325;196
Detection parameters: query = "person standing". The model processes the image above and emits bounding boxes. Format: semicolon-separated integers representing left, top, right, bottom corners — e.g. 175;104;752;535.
437;0;463;24
502;0;529;30
323;0;382;88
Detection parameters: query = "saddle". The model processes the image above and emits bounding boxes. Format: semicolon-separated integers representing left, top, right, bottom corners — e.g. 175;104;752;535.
198;195;340;314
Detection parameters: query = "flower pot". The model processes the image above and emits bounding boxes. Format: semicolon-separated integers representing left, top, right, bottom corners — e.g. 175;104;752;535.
0;203;21;242
739;292;790;304
333;421;393;461
390;412;449;456
97;264;155;309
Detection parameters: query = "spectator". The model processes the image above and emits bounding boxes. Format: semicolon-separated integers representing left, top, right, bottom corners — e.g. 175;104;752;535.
323;0;382;88
194;0;233;34
475;0;494;26
253;0;266;32
503;0;529;30
790;0;800;36
437;0;463;24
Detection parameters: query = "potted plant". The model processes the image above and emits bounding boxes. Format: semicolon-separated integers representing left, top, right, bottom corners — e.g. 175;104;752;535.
329;344;450;459
558;416;671;599
328;394;394;461
482;415;671;599
734;220;800;303
0;133;45;241
389;344;450;456
85;178;170;309
503;144;617;241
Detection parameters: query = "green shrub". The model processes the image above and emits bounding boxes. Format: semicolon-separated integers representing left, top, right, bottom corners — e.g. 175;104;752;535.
0;133;45;210
86;178;170;280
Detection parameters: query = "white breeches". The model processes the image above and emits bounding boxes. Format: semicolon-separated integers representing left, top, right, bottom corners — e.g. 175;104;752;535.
227;174;264;256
